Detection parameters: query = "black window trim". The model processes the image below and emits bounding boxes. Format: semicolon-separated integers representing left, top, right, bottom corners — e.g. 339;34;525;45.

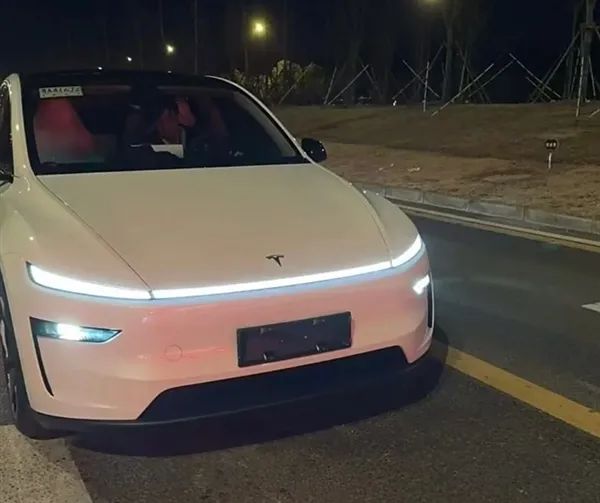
20;71;309;176
0;82;14;180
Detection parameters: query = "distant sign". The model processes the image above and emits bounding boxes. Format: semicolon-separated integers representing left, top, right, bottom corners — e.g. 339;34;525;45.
545;139;559;171
39;86;83;99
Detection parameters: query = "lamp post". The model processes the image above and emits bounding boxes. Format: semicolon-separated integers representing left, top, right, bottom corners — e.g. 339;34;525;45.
244;17;268;75
417;0;441;103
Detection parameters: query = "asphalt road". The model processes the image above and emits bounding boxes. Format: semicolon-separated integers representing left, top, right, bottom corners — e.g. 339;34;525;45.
1;216;599;503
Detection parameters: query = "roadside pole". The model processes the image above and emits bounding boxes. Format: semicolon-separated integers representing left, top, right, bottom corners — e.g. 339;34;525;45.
323;67;338;105
423;61;430;112
432;63;494;116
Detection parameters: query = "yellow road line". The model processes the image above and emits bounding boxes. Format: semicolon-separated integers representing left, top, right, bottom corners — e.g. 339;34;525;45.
432;341;600;439
397;204;600;254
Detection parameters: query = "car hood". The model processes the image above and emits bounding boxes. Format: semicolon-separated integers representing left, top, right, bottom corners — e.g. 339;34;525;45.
39;164;394;290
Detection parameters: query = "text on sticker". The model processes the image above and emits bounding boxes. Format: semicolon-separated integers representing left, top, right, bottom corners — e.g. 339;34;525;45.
39;86;83;99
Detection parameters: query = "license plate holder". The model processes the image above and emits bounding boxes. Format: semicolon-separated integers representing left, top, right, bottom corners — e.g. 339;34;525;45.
237;312;352;367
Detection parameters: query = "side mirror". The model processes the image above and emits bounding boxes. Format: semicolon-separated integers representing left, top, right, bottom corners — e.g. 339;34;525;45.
301;138;327;163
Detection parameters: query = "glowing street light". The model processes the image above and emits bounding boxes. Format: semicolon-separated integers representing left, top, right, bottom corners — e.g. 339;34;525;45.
244;17;268;74
126;56;133;63
165;43;176;55
251;19;267;38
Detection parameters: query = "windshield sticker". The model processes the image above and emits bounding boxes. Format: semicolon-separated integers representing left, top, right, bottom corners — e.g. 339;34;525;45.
39;86;83;99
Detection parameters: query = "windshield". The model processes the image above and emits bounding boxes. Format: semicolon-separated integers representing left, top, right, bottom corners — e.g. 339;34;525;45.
25;82;305;175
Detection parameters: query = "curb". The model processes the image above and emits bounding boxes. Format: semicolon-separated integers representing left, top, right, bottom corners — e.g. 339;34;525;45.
355;183;600;238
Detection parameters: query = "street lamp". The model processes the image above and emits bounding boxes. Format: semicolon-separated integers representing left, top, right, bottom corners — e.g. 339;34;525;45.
165;43;175;55
126;56;133;63
245;17;268;74
251;19;267;39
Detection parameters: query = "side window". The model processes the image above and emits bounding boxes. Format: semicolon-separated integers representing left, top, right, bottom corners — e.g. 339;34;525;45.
0;86;13;176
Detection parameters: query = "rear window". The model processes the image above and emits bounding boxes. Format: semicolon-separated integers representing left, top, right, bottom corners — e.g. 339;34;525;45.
26;83;305;175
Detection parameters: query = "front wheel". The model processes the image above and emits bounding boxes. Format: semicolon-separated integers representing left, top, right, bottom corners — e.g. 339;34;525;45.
0;286;59;439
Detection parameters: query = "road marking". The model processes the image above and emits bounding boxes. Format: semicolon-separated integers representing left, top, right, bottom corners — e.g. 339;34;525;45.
395;203;600;254
582;303;600;314
432;341;600;439
0;424;92;503
0;344;597;503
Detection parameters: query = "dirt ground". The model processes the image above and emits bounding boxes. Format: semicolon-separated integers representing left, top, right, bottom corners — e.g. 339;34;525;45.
275;103;600;218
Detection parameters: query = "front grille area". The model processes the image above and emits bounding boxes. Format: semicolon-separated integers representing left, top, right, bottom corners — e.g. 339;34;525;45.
138;347;408;423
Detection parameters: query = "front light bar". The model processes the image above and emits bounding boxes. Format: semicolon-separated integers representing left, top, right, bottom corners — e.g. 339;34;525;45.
28;264;151;300
391;235;423;268
27;236;424;301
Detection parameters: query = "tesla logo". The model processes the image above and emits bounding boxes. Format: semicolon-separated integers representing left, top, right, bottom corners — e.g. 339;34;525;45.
266;254;285;267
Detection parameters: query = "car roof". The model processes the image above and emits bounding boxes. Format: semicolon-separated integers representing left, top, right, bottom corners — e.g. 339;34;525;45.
19;69;236;91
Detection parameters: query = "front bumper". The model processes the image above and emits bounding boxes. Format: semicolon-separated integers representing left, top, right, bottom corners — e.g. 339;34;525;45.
3;253;433;422
33;346;433;432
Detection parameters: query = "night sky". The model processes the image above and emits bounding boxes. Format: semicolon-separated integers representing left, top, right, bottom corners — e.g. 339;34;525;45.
0;0;590;101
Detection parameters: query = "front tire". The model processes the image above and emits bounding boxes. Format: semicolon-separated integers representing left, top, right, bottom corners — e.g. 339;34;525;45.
0;282;58;439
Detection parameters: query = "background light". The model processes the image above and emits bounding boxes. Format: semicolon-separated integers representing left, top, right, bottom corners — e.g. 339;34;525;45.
165;43;175;55
251;19;267;38
126;56;133;63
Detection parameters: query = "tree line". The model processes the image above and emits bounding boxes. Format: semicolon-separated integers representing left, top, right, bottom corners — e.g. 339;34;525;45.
0;0;596;105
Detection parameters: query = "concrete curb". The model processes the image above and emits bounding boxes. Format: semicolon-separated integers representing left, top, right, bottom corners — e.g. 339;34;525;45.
424;192;468;210
354;183;600;238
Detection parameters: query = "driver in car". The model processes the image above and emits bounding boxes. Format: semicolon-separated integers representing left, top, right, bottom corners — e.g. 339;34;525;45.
122;86;231;167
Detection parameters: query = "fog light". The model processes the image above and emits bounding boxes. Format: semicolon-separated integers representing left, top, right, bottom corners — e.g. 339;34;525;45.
30;318;121;343
413;275;430;295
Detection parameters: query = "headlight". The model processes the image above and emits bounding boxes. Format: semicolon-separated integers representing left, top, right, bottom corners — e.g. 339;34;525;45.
28;264;152;300
413;274;431;295
30;318;121;343
391;235;423;268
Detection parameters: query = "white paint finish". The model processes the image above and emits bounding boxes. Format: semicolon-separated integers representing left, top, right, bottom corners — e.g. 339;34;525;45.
39;165;399;290
362;191;421;260
582;303;600;314
0;73;432;422
0;425;92;503
2;251;431;420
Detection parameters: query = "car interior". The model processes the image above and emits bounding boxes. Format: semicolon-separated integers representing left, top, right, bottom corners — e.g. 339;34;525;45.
30;85;297;173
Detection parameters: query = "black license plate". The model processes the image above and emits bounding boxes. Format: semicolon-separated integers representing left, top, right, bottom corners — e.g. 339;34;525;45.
237;312;352;367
